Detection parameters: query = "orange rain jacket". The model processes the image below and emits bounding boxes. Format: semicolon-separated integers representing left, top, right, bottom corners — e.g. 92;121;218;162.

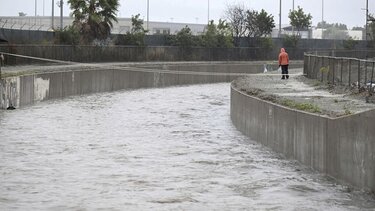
278;48;289;66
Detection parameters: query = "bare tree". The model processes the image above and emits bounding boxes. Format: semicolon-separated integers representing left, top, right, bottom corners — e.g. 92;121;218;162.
224;3;247;38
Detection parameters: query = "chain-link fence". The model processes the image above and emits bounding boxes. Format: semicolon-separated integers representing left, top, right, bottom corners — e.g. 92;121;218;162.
304;51;375;93
0;18;54;31
0;44;310;65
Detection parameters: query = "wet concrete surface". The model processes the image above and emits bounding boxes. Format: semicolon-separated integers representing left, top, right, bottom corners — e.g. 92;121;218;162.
232;68;375;118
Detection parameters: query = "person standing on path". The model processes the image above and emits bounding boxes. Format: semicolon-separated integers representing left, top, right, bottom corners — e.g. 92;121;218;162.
278;48;289;79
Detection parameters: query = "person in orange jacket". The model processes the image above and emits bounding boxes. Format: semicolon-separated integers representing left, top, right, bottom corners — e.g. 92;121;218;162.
278;48;289;79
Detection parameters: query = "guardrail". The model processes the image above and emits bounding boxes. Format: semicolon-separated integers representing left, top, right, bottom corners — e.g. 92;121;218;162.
304;51;375;93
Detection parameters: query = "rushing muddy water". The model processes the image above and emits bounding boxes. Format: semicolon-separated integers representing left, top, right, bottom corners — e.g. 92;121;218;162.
0;83;374;210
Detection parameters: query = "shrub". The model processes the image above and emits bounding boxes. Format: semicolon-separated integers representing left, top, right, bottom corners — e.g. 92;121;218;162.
54;26;81;45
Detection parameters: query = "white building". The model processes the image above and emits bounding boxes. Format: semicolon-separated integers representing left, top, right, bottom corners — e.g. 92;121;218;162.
311;27;363;40
0;16;206;35
0;16;364;40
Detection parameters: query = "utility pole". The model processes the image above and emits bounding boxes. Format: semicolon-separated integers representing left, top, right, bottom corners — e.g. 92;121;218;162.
365;0;368;42
279;0;282;38
208;0;210;24
321;0;324;39
52;0;54;29
293;0;294;11
35;0;37;17
322;0;324;24
147;0;149;32
35;0;37;24
60;0;63;29
292;0;295;35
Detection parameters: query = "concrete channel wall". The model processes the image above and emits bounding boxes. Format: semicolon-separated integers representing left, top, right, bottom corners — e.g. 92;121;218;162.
230;85;375;192
0;61;302;109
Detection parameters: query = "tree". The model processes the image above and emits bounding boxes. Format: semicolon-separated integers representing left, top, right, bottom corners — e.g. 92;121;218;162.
323;26;349;40
316;21;351;40
129;14;147;46
317;21;347;30
343;37;359;50
115;14;148;46
288;6;312;36
224;3;247;39
216;19;234;47
54;26;81;45
68;0;119;44
352;26;364;31
368;14;375;47
130;14;146;34
246;9;275;37
316;21;327;29
174;26;196;48
203;20;233;48
203;20;218;47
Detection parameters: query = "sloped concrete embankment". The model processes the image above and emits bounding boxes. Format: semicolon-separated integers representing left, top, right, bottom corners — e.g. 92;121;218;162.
0;61;303;109
0;68;233;109
230;85;375;192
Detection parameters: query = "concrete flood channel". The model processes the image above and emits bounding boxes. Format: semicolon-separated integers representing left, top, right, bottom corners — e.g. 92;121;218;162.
0;61;298;109
0;61;375;209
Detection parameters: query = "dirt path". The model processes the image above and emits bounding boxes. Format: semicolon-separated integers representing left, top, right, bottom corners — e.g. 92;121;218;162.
232;68;375;118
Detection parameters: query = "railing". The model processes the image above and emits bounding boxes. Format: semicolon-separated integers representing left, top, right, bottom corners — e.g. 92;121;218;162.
304;51;375;93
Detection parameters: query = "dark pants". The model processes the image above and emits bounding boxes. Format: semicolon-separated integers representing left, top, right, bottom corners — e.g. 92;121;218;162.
281;65;289;79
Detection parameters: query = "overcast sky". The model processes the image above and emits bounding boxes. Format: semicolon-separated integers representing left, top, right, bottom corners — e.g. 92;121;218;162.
0;0;373;28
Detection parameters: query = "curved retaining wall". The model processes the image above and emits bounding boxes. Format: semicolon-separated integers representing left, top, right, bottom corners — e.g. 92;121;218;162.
230;85;375;192
0;61;303;109
0;67;232;109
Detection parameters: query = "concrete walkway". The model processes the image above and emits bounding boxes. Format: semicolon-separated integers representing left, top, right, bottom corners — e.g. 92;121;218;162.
232;68;375;118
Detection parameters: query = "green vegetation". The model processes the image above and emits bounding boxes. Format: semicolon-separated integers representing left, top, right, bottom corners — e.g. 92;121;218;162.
259;37;274;50
0;71;39;78
115;14;148;46
203;20;234;48
68;0;119;44
320;66;330;74
54;26;81;45
246;9;275;38
344;109;353;115
224;3;275;46
283;35;299;48
288;6;312;37
171;26;199;48
317;21;347;30
281;99;321;113
343;105;354;116
343;37;359;50
313;81;322;87
368;14;375;48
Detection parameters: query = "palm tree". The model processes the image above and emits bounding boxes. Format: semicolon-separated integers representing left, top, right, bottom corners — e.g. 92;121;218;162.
68;0;119;43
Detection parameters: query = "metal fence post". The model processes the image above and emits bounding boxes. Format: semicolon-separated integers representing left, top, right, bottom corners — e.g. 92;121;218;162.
372;62;375;84
340;58;343;84
328;57;331;83
0;53;4;79
364;61;368;87
332;58;335;85
348;59;351;86
321;56;324;82
358;60;361;89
